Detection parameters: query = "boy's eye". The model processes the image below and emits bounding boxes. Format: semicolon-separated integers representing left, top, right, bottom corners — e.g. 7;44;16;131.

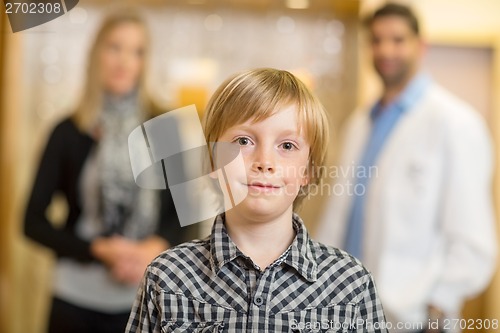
236;137;251;146
281;142;297;151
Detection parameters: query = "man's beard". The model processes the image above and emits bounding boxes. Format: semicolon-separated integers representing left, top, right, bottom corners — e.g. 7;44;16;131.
374;61;411;87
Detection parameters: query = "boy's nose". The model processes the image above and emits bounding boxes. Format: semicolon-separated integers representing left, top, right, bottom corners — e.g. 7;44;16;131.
256;161;274;173
252;147;275;173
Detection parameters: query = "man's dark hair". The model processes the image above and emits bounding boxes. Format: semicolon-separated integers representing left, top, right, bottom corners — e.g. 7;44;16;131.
363;2;420;35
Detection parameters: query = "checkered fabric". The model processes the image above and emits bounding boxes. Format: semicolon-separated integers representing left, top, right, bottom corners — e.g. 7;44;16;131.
126;213;387;332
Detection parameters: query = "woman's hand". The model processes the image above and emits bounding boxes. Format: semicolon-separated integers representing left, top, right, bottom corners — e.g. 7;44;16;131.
91;236;169;285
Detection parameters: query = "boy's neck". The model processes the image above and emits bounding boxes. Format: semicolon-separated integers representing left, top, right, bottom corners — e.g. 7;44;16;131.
224;207;296;271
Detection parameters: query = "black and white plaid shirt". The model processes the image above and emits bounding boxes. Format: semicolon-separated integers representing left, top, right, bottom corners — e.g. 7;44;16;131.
126;213;387;332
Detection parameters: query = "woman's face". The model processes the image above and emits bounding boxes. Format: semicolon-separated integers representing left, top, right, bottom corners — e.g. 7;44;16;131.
99;22;146;96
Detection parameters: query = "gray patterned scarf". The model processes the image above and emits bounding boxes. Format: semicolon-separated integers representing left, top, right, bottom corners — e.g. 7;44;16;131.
77;89;159;240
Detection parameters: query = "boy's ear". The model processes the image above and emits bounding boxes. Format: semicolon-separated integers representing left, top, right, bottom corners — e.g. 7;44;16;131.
301;175;310;186
300;159;312;186
207;144;218;179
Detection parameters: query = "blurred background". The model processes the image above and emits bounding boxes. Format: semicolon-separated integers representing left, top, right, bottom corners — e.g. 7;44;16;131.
1;0;499;332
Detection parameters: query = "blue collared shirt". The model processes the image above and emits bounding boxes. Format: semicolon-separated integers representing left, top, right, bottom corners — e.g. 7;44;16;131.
344;73;431;260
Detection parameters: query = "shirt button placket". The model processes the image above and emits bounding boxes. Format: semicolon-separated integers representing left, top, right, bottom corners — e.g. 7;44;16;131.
253;295;264;306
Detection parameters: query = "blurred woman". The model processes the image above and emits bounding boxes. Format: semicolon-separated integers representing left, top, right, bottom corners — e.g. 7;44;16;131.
24;9;185;333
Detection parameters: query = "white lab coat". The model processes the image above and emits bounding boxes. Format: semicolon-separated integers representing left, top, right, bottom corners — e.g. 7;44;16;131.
316;83;497;329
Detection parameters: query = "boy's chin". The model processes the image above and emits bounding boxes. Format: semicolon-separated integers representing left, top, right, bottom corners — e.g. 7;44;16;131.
231;197;294;220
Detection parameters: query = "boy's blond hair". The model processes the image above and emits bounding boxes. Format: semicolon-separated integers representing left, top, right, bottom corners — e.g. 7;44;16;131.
202;68;329;208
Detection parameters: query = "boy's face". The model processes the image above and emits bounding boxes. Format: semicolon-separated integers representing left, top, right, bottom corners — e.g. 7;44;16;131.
216;104;310;220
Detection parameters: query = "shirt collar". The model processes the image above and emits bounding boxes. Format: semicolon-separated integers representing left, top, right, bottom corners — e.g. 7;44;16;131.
209;213;318;283
370;72;431;120
283;213;318;282
209;213;242;273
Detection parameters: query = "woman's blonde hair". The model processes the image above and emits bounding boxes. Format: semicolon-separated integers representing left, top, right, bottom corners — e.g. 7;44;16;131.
72;9;161;132
202;68;330;208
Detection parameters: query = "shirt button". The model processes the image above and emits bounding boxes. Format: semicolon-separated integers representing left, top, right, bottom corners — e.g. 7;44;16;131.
254;295;264;306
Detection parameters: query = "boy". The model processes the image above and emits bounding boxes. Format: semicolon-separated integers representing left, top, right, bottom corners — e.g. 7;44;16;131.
126;68;387;332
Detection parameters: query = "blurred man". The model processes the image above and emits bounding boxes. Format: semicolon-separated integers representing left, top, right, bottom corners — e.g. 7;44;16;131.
316;3;497;332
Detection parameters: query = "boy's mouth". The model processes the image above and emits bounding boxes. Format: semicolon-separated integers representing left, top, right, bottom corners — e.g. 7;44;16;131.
245;181;282;191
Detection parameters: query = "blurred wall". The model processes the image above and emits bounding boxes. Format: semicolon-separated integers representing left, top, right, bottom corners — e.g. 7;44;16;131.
0;11;9;333
0;9;23;333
